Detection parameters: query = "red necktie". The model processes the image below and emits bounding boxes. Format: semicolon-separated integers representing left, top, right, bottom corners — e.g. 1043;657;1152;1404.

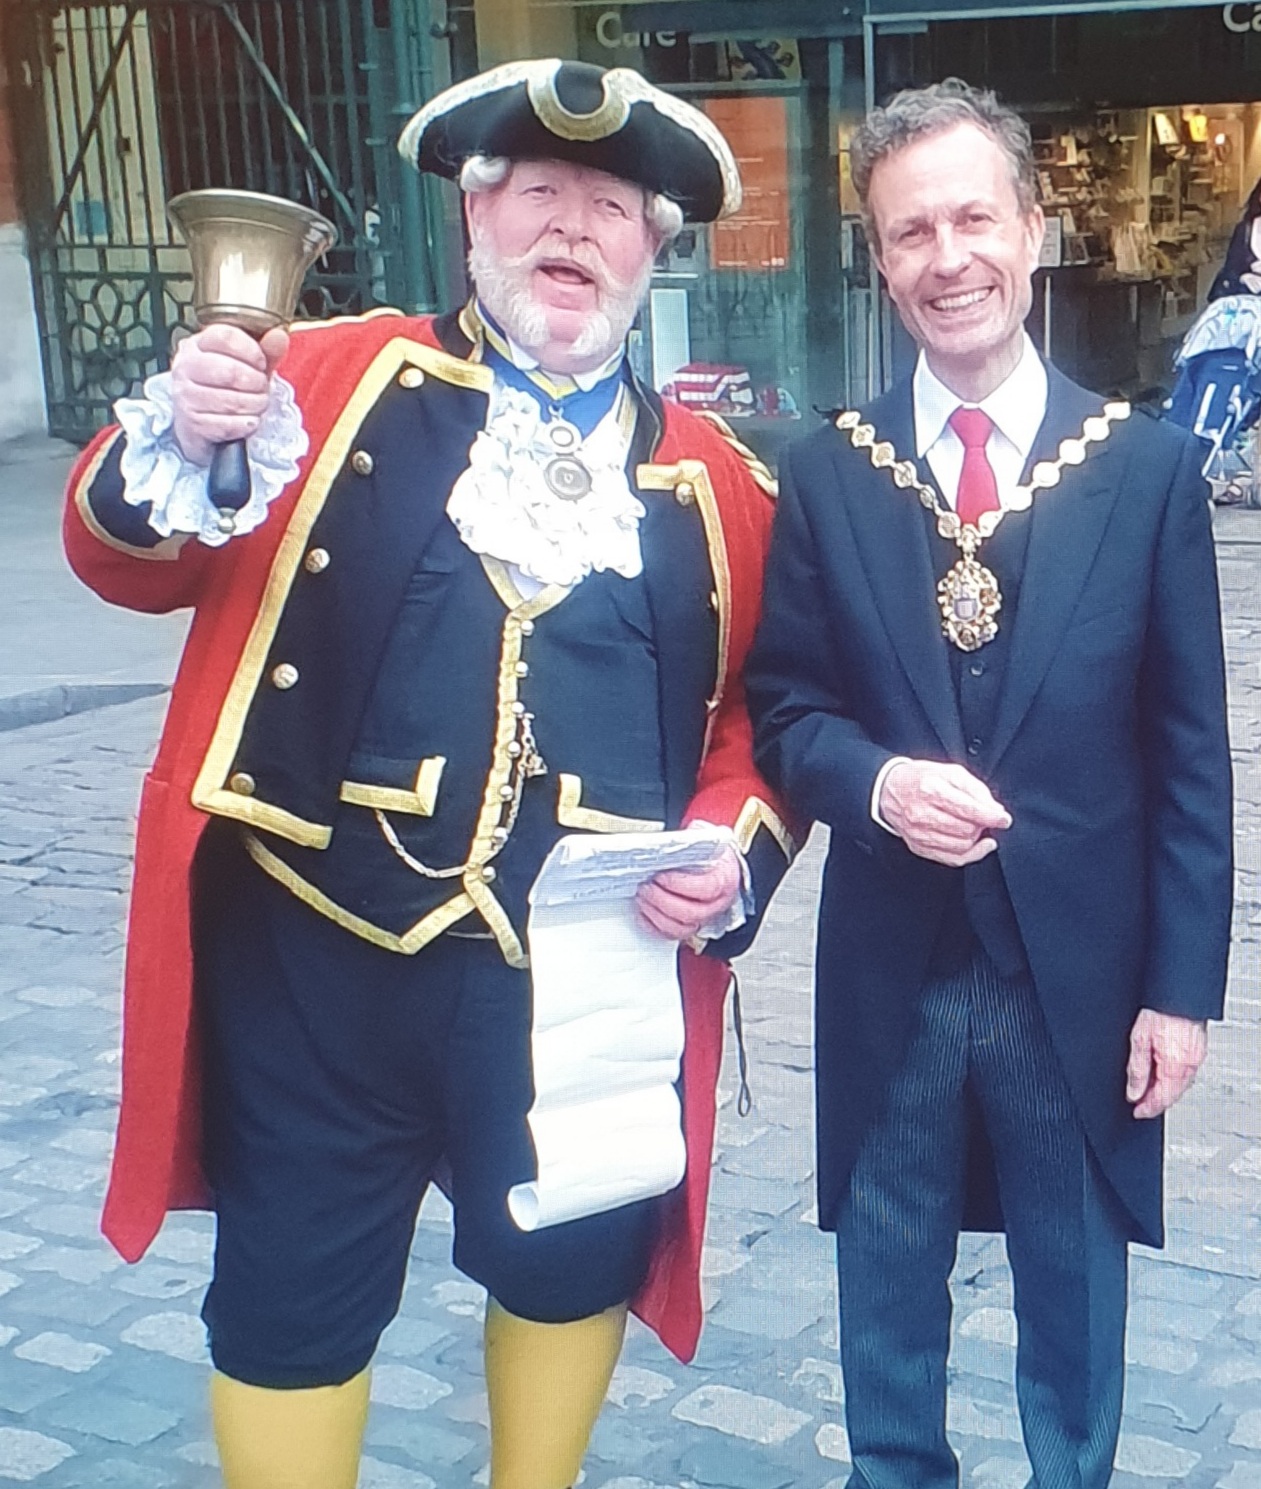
948;407;1000;528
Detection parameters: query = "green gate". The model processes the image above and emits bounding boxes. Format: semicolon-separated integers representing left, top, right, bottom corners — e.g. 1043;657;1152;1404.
5;0;449;441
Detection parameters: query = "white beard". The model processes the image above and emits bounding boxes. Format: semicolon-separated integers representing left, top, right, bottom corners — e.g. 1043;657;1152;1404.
468;238;653;369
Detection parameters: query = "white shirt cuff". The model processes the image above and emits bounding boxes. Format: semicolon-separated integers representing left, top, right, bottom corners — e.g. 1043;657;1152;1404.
114;370;308;548
871;756;913;835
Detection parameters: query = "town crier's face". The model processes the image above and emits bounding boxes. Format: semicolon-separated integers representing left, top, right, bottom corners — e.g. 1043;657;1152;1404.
465;158;660;374
868;121;1044;395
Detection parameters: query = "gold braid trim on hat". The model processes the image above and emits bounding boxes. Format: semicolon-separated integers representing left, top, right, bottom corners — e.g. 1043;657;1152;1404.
833;400;1131;652
397;59;742;218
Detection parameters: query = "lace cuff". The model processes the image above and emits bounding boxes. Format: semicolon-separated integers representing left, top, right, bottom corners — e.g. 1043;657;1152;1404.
114;371;308;548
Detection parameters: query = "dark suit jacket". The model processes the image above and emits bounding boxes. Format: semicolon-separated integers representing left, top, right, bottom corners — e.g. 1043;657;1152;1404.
746;364;1233;1246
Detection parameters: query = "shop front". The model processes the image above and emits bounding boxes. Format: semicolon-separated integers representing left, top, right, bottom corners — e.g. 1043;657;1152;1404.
442;0;1260;444
444;0;870;461
867;0;1261;398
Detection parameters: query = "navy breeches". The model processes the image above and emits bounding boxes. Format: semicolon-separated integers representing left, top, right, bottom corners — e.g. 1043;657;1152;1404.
194;826;658;1388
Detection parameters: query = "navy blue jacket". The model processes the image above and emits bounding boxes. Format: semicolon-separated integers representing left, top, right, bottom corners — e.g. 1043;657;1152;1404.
746;365;1233;1245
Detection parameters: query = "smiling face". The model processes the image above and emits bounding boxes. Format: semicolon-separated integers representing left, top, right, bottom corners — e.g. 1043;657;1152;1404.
867;121;1044;401
464;158;661;375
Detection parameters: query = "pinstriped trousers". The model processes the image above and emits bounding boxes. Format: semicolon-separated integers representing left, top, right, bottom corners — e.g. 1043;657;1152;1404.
834;953;1129;1489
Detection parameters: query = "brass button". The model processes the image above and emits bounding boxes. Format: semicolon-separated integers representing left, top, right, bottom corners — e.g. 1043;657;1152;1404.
519;619;535;636
507;741;522;759
492;827;509;842
499;785;515;801
674;479;696;506
709;590;719;612
271;662;300;690
512;702;526;717
480;865;497;883
399;367;425;390
229;772;256;796
515;661;529;678
304;547;330;574
350;450;374;477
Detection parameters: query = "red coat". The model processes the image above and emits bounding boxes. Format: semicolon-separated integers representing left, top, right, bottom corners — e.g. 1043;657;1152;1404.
64;311;793;1363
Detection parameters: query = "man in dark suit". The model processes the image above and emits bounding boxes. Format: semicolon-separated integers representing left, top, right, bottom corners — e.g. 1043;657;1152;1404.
747;78;1232;1489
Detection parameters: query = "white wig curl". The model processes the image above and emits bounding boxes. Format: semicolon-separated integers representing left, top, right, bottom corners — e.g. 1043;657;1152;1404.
458;154;683;242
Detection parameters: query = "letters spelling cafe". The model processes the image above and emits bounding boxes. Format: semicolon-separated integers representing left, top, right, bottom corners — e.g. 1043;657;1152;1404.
447;0;1261;435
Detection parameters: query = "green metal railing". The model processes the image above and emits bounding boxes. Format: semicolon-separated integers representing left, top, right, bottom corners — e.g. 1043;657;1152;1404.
6;0;447;441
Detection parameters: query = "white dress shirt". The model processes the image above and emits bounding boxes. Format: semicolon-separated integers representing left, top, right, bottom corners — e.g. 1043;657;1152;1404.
872;333;1050;830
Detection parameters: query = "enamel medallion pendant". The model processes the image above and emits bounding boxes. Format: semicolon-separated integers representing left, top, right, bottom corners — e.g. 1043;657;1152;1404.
938;556;1001;652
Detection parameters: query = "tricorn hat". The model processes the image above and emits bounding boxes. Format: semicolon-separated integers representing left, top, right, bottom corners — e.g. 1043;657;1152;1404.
397;58;741;223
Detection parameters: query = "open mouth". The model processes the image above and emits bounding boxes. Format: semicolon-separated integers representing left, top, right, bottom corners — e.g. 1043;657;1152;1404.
537;260;597;289
928;286;994;314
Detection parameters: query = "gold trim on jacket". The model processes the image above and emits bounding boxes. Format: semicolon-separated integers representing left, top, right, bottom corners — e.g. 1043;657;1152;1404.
189;337;494;849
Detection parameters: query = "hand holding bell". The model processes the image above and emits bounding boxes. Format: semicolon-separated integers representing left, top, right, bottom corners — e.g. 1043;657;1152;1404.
166;190;336;534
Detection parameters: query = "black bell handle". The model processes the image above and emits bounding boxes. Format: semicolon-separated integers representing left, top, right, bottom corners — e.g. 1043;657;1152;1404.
208;438;252;534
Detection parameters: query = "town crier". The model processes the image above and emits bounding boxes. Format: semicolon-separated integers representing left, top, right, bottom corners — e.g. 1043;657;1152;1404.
63;59;793;1489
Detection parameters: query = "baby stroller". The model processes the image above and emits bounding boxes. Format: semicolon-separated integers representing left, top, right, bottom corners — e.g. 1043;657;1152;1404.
1165;294;1261;503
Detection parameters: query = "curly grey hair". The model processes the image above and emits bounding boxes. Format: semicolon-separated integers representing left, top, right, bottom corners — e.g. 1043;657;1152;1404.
850;78;1037;250
458;154;684;242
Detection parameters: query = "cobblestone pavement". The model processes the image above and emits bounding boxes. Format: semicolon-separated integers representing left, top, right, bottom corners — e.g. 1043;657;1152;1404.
0;521;1260;1486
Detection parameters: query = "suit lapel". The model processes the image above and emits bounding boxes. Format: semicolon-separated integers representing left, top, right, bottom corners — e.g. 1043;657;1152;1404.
839;386;966;758
987;367;1127;768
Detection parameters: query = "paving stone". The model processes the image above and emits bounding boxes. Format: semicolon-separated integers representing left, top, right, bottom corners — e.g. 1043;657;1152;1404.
367;1419;475;1467
359;1460;438;1489
23;1246;120;1284
13;986;97;1009
671;1385;811;1445
676;1439;798;1489
44;1392;179;1446
426;1280;484;1317
12;1331;109;1372
1217;1464;1261;1489
10;1281;128;1329
708;1285;826;1340
145;1225;213;1267
957;1306;1017;1347
370;1364;454;1412
20;1206;99;1240
972;1457;1030;1489
1113;1433;1201;1477
946;1397;1023;1444
606;1364;675;1408
62;1460;173;1489
1124;1335;1199;1374
792;1357;844;1404
117;1311;209;1364
378;1317;453;1358
1232;1410;1261;1450
0;1360;72;1415
814;1423;850;1462
111;1262;205;1299
0;1427;75;1481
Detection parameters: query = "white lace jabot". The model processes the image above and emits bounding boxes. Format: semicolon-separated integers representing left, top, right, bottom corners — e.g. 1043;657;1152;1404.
445;383;643;591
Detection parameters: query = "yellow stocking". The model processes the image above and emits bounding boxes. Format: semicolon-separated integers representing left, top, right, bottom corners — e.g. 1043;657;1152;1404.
210;1368;370;1489
484;1299;628;1489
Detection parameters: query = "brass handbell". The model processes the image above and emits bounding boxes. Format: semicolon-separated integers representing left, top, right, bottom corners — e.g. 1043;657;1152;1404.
167;189;337;532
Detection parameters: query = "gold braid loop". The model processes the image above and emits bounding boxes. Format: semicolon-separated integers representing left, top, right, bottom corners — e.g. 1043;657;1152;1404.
696;410;778;499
